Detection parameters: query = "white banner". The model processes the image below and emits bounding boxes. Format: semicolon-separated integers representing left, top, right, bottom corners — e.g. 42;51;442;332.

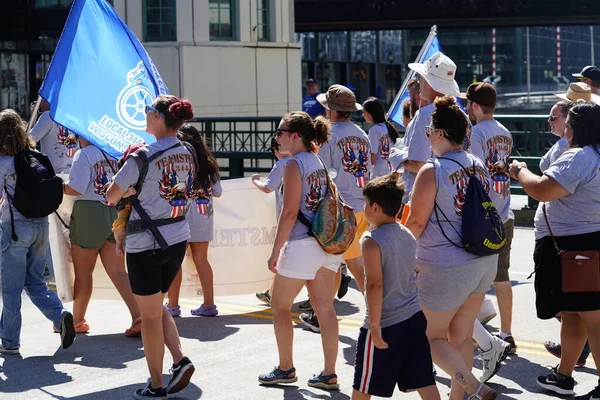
52;177;277;303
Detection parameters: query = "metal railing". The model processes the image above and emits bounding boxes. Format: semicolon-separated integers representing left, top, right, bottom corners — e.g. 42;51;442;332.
192;115;552;208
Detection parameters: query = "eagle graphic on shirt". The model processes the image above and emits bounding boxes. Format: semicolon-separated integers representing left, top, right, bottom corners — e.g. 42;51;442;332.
379;136;392;171
186;160;214;216
485;137;512;198
92;162;114;206
340;139;369;188
305;170;326;212
159;162;189;218
452;166;490;216
57;126;78;158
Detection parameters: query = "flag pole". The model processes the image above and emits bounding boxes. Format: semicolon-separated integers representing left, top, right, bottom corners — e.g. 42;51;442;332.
386;25;438;120
26;95;42;132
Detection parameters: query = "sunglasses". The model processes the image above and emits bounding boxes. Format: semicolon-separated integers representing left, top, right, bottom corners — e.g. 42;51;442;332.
275;129;292;137
425;125;449;138
144;105;163;118
548;115;557;122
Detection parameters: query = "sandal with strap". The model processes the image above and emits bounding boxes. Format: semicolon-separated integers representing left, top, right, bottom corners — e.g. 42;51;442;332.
307;372;339;390
190;304;218;317
124;317;142;337
258;366;298;385
468;382;497;400
53;319;89;334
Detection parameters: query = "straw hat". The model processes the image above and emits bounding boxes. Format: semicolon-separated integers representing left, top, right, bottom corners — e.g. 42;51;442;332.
555;82;600;104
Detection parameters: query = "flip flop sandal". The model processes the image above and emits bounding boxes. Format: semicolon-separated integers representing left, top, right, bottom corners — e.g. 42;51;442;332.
258;366;298;385
307;372;339;390
468;382;498;400
190;304;218;317
124;317;142;337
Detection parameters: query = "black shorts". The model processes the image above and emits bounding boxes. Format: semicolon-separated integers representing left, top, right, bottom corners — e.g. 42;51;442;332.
352;311;435;397
127;241;187;296
534;230;600;319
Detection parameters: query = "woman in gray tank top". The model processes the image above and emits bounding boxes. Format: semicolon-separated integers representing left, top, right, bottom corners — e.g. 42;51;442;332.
258;112;343;390
406;96;498;400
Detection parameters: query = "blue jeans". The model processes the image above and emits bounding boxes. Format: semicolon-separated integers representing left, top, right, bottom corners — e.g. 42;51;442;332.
0;219;67;349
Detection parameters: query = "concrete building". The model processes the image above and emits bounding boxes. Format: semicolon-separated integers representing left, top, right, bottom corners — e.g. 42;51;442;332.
1;0;301;117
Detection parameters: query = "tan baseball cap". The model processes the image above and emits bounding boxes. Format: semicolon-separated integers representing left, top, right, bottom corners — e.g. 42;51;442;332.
317;84;363;112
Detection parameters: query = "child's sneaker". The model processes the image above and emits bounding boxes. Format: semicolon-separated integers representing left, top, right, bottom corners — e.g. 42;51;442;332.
167;356;195;394
256;289;271;305
299;312;320;333
134;382;167;399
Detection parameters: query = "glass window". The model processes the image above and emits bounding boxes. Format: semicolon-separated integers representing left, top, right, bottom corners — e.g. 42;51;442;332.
143;0;177;42
318;32;348;62
257;0;270;41
210;0;235;41
350;31;376;63
379;30;403;64
296;32;317;60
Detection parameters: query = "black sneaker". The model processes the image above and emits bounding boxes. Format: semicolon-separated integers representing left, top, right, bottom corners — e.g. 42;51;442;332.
575;383;600;399
337;273;352;299
167;356;195;394
134;382;167;399
299;312;320;333
60;312;75;350
544;341;587;367
536;367;575;396
298;299;313;312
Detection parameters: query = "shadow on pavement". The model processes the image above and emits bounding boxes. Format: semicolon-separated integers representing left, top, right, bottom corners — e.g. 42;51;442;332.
32;382;202;399
258;384;351;400
0;354;73;393
176;311;277;343
338;335;357;367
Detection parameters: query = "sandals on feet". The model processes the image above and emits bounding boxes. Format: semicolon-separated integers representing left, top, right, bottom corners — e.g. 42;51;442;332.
468;382;497;400
190;304;218;317
258;366;298;385
166;305;181;317
124;317;142;337
307;372;339;390
53;319;89;334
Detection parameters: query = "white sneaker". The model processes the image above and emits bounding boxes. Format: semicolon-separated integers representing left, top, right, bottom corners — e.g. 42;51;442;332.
480;336;510;382
477;296;497;325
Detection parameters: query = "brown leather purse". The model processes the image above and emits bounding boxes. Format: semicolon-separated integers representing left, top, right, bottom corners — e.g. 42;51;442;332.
543;204;600;293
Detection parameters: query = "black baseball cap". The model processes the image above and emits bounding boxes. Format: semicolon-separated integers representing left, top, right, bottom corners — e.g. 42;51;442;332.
306;78;317;85
459;82;497;108
573;66;600;81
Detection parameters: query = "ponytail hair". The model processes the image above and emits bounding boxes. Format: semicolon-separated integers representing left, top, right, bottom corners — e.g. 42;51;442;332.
362;96;399;142
153;95;194;131
178;124;220;190
281;111;331;152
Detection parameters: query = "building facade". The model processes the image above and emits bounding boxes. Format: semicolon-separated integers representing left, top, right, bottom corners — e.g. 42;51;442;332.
298;26;600;111
0;0;301;117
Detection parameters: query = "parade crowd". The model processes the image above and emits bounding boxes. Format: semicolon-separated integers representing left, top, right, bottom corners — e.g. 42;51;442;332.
1;53;600;400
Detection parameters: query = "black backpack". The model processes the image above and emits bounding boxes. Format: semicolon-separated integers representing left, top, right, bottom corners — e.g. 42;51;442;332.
434;157;507;257
4;149;64;240
123;141;199;251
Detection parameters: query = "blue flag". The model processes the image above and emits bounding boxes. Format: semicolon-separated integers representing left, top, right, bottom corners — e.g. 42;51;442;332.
388;36;441;127
40;0;168;159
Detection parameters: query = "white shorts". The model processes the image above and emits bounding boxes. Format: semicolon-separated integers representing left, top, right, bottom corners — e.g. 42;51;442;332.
277;237;343;280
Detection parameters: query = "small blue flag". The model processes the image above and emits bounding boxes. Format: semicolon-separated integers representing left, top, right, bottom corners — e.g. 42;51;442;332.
388;36;441;127
40;0;169;159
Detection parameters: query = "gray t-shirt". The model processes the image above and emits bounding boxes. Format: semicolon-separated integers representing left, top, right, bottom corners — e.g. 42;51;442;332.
0;156;27;222
287;152;328;241
368;123;393;178
535;146;600;239
265;158;290;217
318;121;370;211
68;145;118;204
403;104;435;202
470;119;514;222
361;223;421;329
113;136;193;253
417;150;496;267
539;136;569;172
30;111;77;174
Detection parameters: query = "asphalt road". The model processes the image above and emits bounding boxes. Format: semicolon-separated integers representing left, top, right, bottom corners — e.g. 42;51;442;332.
0;227;598;399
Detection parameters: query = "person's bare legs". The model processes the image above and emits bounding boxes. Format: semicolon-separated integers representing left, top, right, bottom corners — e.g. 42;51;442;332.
579;310;600;380
71;244;99;324
493;281;513;334
557;311;588;376
422;294;488;400
167;269;183;309
162;305;184;364
345;256;365;293
270;274;307;372
306;267;338;382
417;386;442;400
135;292;167;388
352;389;371;400
190;242;215;307
99;241;140;322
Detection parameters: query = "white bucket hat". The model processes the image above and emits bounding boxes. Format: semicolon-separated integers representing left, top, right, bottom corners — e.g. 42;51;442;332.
408;52;461;97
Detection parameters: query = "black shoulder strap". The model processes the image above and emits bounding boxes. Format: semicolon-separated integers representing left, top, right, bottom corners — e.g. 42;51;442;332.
100;150;117;174
437;156;472;177
130;142;182;195
431;157;464;249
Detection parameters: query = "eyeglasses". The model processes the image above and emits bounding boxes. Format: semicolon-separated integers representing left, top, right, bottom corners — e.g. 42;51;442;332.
425;125;449;138
577;77;588;82
548;115;557;122
276;129;292;137
145;105;163;118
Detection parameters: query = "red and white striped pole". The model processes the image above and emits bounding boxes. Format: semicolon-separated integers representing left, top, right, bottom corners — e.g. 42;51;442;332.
556;26;562;77
492;28;497;77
